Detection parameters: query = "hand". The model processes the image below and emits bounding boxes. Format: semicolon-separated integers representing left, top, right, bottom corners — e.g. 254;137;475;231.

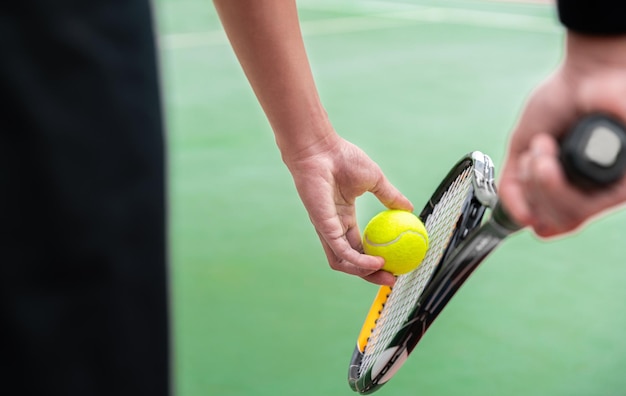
284;135;413;286
212;0;412;284
499;32;626;237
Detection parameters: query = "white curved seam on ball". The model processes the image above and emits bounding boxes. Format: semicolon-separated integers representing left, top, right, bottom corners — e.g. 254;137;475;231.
364;231;427;247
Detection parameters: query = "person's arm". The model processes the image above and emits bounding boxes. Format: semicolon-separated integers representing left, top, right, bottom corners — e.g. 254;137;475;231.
212;0;413;285
499;0;626;237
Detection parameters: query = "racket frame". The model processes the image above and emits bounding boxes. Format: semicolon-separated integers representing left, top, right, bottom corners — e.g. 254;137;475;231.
348;151;498;394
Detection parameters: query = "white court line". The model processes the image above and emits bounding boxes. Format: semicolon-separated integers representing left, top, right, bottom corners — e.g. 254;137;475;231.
159;16;411;50
161;30;229;49
160;2;559;50
375;6;559;32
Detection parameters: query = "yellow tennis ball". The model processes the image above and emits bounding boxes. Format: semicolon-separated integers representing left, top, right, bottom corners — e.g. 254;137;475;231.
362;210;429;275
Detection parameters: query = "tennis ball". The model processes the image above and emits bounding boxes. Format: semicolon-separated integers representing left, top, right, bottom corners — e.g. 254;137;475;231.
362;210;429;275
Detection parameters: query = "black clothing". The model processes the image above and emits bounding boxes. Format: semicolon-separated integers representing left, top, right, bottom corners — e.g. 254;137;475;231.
558;0;626;35
0;1;169;395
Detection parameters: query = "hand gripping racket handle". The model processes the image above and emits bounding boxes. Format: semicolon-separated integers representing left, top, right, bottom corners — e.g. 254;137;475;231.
494;114;626;233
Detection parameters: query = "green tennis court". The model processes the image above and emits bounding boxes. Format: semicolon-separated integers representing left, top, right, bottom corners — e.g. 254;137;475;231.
155;1;626;395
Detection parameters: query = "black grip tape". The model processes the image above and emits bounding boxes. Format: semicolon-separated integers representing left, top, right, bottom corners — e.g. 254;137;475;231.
560;114;626;187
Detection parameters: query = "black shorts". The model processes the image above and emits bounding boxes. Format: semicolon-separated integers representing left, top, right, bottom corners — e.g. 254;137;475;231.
0;1;169;395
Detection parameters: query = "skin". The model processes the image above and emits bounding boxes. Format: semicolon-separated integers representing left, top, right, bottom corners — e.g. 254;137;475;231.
213;0;412;285
499;32;626;237
214;1;626;283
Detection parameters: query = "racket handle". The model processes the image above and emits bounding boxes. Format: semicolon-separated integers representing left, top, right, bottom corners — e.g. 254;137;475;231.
560;114;626;187
493;114;626;233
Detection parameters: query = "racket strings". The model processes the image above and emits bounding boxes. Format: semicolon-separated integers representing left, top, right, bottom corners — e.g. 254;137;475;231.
359;166;474;377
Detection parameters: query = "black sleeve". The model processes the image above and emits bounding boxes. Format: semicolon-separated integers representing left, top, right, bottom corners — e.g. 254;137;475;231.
557;1;626;35
0;1;170;395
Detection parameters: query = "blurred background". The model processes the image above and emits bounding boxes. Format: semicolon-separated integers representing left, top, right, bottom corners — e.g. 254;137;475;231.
154;0;626;395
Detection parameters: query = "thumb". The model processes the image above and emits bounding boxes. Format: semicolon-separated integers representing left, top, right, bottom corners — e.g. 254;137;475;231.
371;175;414;212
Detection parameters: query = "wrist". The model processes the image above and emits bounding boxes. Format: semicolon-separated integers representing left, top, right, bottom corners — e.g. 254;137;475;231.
561;31;626;124
565;31;626;72
272;107;341;167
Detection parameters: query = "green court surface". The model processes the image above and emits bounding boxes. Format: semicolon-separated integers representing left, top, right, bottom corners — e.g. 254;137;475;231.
155;1;626;395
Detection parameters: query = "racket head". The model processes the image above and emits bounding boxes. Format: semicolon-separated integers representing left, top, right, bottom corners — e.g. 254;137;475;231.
348;152;495;394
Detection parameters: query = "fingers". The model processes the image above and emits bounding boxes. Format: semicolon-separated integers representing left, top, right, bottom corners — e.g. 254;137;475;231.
502;128;626;239
293;138;412;286
515;134;609;237
362;270;397;286
498;144;534;227
316;230;382;274
371;175;414;212
518;135;579;235
316;230;396;286
337;176;411;285
319;162;410;285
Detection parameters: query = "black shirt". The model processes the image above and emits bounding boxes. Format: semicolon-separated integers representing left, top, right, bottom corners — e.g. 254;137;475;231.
0;1;169;395
558;0;626;34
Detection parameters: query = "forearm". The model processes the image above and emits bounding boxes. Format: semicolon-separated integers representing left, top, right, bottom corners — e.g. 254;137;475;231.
555;1;626;119
213;0;336;163
560;32;626;122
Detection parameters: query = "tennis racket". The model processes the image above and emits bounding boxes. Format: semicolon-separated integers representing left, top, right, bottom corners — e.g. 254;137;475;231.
348;114;626;394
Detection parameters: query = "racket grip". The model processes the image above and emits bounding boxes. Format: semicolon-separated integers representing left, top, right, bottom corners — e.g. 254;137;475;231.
560;114;626;187
493;114;626;233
